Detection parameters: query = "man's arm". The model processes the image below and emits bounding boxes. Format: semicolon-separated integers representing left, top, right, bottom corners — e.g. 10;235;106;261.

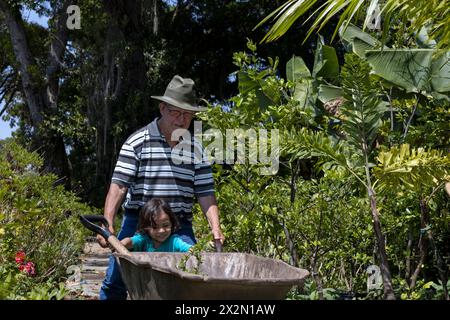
97;182;128;247
198;195;225;245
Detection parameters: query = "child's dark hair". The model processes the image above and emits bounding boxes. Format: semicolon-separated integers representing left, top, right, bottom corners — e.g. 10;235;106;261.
137;198;180;234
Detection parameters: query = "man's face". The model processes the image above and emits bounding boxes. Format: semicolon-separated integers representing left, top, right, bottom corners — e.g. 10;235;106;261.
159;103;195;136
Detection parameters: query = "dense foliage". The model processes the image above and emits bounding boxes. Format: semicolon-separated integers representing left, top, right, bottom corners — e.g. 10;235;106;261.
0;139;93;299
0;1;449;300
0;0;324;206
192;38;450;299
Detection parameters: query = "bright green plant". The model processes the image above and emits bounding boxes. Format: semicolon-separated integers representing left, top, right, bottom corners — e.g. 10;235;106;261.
195;40;449;300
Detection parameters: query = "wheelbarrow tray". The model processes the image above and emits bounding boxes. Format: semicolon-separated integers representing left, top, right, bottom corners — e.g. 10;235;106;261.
114;252;309;300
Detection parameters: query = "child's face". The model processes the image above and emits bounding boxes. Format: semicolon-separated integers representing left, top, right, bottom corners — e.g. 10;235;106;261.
146;211;172;244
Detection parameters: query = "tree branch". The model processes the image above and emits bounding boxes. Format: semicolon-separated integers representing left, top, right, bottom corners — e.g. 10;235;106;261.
402;95;419;142
0;87;17;117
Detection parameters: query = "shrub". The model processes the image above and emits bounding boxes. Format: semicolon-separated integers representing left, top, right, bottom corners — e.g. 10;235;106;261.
0;139;94;299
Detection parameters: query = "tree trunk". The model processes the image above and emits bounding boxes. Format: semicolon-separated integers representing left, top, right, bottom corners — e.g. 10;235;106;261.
405;226;413;286
290;161;298;203
152;0;159;35
83;0;150;202
310;250;324;300
369;190;396;299
409;232;426;291
0;0;71;185
45;1;71;111
281;220;298;267
310;207;325;300
0;0;45;126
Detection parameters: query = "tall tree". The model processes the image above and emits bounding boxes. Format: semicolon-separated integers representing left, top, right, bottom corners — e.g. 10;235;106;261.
0;0;71;184
80;0;153;200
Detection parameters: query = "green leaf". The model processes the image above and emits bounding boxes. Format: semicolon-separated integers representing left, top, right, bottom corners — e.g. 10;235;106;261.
365;49;435;93
340;24;382;55
431;51;450;93
293;79;313;108
318;84;343;103
286;55;311;81
257;0;318;43
237;71;258;94
312;36;339;78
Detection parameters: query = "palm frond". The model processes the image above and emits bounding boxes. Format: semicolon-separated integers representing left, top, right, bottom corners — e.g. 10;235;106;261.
257;0;450;49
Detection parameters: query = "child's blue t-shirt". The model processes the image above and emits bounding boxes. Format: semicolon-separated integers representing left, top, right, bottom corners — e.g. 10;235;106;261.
130;233;192;252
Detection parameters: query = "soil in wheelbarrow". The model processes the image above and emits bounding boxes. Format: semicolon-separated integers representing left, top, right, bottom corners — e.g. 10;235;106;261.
115;252;309;300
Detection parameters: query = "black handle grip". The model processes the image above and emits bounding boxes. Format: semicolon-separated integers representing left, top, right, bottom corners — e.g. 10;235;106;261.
214;239;222;253
79;215;111;240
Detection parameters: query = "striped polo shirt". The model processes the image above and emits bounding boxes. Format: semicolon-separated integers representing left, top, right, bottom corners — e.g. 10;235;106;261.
111;118;215;225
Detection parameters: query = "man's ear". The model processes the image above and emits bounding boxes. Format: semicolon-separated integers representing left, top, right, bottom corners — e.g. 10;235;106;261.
159;102;165;113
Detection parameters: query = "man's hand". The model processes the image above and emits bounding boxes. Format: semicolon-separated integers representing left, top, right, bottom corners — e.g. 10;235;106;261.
96;223;114;248
96;183;128;248
212;227;225;245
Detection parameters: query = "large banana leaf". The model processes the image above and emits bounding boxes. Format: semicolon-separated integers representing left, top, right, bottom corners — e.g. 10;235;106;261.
312;35;339;78
431;51;450;93
365;49;450;93
238;71;258;94
339;24;385;57
286;55;310;82
365;49;435;93
285;55;318;114
293;79;315;110
286;55;311;107
340;24;450;94
237;71;279;109
318;84;343;103
286;37;340;108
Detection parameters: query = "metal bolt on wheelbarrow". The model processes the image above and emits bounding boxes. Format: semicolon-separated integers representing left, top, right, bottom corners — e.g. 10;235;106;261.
79;215;309;300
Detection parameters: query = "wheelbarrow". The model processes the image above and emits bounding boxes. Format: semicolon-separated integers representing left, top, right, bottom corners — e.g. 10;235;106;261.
79;215;309;300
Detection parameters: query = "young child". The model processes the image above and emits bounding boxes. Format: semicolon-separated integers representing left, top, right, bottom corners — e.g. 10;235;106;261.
120;198;192;252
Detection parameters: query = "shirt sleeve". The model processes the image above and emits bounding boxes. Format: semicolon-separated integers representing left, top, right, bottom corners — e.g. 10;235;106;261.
193;139;215;197
173;236;193;252
130;233;145;252
111;139;139;187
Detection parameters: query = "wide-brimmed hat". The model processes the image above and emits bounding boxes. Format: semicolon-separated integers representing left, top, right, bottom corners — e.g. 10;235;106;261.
151;75;207;112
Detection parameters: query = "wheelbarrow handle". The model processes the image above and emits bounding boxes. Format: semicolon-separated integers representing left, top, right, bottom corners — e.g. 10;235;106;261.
79;215;111;238
214;239;222;253
79;215;131;256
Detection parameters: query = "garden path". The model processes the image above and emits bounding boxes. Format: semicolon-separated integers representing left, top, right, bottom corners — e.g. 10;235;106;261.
65;237;109;299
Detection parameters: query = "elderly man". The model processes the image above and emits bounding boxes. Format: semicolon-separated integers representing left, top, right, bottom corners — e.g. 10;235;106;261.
97;75;225;300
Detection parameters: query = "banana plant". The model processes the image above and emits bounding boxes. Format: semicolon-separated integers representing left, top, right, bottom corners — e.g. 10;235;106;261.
286;35;340;118
316;24;450;106
233;37;340;125
340;24;450;99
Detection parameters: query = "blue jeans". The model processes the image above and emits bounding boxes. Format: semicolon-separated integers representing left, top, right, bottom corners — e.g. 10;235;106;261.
99;212;196;300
